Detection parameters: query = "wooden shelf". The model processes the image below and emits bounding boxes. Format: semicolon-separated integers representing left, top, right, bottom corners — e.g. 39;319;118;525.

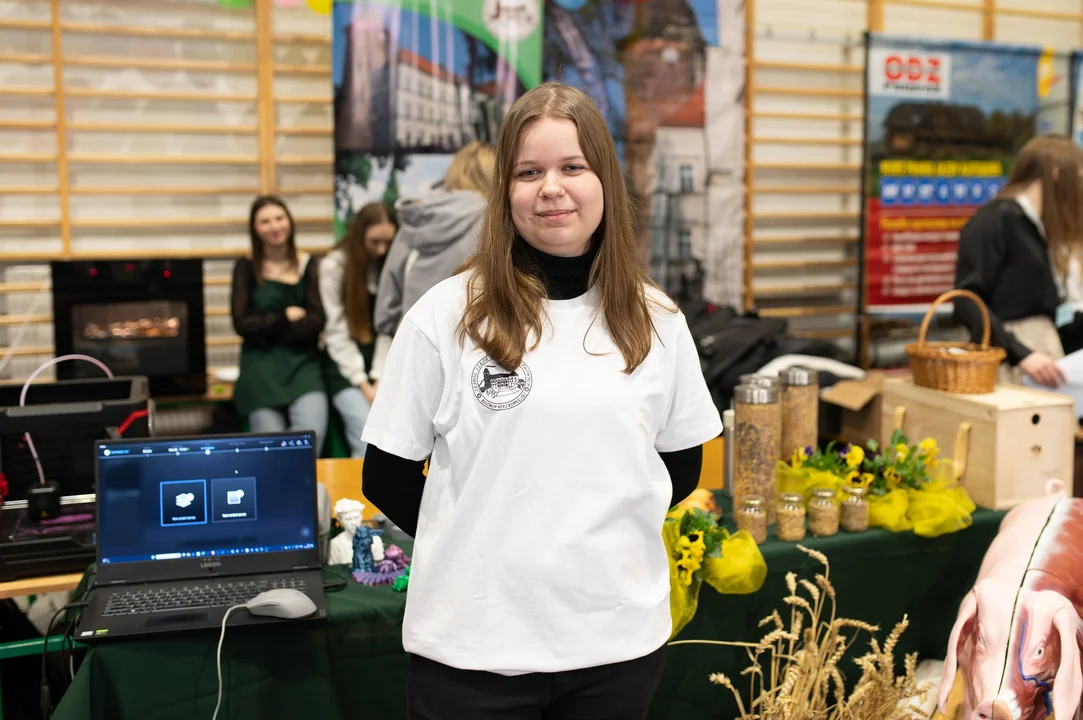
276;126;333;136
69;186;260;196
754;85;863;99
68;153;259;165
753;185;860;195
758;304;856;318
67;121;259;135
60;21;255;42
753;60;863;74
754;281;856;297
754;136;862;146
754;235;859;245
753;258;858;271
753;110;863;122
750;161;862;172
753;211;860;222
64;55;256;73
64;88;257;103
0;119;56;130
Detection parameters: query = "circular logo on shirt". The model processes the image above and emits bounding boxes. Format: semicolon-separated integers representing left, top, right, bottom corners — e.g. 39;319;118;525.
471;356;532;411
481;0;540;43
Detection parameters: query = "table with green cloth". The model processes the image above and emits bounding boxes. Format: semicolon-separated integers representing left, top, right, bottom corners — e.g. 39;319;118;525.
53;510;1005;720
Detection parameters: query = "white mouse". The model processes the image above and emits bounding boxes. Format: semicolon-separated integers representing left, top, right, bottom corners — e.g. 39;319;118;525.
246;588;317;619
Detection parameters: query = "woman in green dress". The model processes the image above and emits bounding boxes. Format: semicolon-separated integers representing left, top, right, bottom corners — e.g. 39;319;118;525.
231;196;328;451
319;202;397;457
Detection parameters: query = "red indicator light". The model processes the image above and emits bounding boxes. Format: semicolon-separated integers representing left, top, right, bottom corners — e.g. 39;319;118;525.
163;270;171;278
124;262;135;272
89;267;97;277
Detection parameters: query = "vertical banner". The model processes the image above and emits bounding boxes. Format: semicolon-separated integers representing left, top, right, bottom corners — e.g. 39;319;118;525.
862;35;1041;316
542;0;740;306
332;0;542;235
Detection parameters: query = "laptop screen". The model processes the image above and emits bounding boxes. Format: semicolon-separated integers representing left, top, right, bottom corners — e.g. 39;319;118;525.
95;431;318;566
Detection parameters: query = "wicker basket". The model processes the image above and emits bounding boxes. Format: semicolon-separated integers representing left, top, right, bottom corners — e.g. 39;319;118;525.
904;289;1006;394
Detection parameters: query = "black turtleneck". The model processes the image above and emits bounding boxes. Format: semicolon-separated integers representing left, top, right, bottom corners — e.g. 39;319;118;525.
362;239;702;537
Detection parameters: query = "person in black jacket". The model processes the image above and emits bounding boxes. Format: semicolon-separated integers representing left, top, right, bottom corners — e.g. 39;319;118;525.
231;196;328;450
954;133;1083;388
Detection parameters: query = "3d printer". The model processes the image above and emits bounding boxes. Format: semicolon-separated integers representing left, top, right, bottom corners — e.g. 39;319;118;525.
0;376;151;582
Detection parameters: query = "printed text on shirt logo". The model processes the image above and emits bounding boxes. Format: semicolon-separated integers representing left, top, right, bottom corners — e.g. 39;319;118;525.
471;356;532;411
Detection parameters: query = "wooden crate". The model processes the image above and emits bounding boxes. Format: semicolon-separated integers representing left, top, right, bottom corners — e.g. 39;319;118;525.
879;378;1075;510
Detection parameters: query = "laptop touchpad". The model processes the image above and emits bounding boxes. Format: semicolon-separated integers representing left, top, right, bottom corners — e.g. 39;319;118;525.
145;611;209;627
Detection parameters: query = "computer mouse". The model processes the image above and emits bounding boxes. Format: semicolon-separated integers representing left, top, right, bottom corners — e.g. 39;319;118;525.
246;589;317;619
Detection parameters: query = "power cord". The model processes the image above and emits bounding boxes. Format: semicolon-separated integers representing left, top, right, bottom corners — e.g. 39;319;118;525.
212;604;248;720
40;601;89;720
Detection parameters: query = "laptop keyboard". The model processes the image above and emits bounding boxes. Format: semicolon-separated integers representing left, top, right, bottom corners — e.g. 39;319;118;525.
103;577;308;616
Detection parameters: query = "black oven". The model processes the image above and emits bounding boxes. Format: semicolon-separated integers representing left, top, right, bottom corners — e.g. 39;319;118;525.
51;259;206;397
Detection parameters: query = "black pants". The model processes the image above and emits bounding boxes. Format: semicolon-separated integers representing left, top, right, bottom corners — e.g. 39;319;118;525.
407;645;667;720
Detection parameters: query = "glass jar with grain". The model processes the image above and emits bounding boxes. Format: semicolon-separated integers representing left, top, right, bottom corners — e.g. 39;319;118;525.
840;485;869;533
808;487;839;537
733;384;781;525
736;495;768;545
776;492;806;542
779;366;819;461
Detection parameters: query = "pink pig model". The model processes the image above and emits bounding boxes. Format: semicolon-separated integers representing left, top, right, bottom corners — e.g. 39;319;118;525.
939;479;1083;720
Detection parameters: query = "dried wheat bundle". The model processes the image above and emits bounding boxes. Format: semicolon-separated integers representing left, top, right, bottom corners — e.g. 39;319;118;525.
671;545;931;720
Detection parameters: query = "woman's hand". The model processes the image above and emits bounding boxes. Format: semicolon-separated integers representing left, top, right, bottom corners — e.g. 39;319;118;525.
285;306;307;322
360;380;377;405
1019;352;1066;388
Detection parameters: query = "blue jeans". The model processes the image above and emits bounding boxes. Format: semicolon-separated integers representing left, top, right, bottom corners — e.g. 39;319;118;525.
248;390;328;453
332;387;370;458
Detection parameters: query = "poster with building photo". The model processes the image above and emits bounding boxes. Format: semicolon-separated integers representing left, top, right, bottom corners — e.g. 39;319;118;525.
862;35;1041;316
332;0;542;236
543;0;744;307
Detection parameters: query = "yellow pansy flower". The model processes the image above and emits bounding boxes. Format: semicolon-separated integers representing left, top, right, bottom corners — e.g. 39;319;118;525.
844;444;865;468
919;437;939;460
884;467;901;485
895;443;909;461
858;472;874;488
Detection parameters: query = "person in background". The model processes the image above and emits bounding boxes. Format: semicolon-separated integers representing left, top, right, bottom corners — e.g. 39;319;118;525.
368;141;495;382
954;133;1083;388
319;202;397;457
231;195;328;450
360;82;722;719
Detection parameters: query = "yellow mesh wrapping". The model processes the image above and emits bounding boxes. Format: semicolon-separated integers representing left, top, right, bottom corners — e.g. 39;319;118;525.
701;531;768;596
776;462;844;502
868;488;913;532
664;518;702;639
664;518;768;639
905;463;976;538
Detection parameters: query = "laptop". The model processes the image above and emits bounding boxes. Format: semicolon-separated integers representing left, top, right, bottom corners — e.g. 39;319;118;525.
75;430;326;641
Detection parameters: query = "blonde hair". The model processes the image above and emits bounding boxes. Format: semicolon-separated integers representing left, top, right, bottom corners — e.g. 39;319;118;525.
443;141;496;195
457;82;664;375
999;133;1083;275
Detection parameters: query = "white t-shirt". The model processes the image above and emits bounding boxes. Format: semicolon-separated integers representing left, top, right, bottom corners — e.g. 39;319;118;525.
361;273;722;675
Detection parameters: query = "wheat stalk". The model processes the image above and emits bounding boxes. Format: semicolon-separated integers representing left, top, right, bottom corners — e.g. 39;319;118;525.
671;546;930;719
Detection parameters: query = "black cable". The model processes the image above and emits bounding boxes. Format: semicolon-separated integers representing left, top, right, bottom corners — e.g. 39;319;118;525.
40;601;88;720
322;579;347;593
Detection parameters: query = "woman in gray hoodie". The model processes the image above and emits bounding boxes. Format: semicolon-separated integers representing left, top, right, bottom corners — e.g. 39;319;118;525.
369;141;495;381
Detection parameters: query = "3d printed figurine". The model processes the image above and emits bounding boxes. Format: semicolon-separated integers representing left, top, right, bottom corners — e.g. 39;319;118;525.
351;525;383;573
352;536;411;586
329;498;384;566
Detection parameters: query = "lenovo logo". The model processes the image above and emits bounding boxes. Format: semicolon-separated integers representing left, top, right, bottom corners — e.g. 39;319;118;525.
200;558;222;570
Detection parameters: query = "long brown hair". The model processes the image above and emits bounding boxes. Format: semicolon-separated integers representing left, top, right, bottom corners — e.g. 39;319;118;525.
999;133;1083;276
458;82;663;374
339;202;395;344
248;195;297;283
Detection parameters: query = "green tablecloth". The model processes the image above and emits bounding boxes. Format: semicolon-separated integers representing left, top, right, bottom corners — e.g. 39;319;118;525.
53;511;1004;720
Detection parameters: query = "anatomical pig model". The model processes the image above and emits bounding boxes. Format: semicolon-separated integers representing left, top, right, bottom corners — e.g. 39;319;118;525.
939;479;1083;720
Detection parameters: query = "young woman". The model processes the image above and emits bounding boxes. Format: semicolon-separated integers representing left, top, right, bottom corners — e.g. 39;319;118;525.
319;202;397;457
360;83;721;718
231;196;328;450
954;133;1083;388
368;141;495;381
